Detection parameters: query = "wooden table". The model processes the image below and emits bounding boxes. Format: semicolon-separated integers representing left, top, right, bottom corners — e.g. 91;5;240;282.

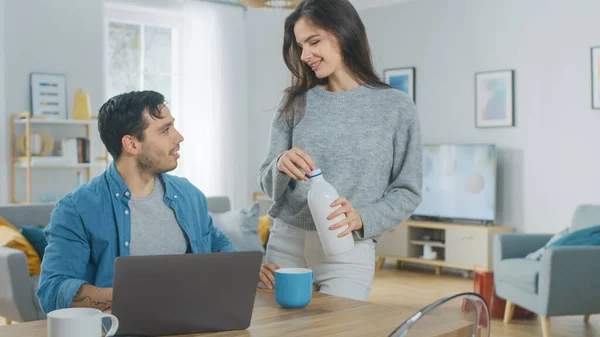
0;290;474;337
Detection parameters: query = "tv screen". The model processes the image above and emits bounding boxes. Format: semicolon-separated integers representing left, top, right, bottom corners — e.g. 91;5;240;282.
413;144;497;222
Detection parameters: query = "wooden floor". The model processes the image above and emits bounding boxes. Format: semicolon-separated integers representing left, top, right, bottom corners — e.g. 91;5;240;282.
370;261;600;337
2;262;599;337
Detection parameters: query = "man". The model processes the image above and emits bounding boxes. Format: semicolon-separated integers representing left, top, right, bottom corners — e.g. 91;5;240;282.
37;91;278;314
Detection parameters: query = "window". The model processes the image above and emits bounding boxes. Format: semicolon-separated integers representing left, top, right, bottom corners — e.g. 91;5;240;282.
106;20;180;121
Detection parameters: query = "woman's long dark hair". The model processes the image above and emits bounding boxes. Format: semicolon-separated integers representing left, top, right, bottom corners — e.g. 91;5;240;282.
281;0;389;124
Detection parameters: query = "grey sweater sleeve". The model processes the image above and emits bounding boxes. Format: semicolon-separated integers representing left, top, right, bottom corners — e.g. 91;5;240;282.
258;113;292;201
355;111;423;239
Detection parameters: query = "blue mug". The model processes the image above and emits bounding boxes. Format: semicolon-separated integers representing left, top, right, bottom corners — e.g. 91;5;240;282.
274;268;314;309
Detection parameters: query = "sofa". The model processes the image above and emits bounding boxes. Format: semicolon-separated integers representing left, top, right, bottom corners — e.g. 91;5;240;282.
0;203;53;323
493;204;600;337
0;196;236;323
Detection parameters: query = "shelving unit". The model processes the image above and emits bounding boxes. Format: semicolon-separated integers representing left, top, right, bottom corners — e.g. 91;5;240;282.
409;240;446;248
13;162;104;169
9;111;109;204
375;219;514;275
12;118;94;125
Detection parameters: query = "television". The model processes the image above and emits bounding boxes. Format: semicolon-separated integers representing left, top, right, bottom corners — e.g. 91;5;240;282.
412;144;497;223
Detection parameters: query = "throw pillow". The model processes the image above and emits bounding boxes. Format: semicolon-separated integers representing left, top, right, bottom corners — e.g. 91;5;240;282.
20;225;48;259
525;227;570;260
210;203;265;253
0;216;41;275
548;225;600;247
258;215;272;247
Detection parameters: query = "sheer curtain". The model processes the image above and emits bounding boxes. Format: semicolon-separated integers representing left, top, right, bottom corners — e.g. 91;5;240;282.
177;1;249;209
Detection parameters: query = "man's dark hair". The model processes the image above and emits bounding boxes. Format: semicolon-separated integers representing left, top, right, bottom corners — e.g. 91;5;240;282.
97;90;165;160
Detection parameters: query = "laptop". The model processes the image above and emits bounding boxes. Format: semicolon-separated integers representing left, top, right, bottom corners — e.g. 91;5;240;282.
109;251;263;336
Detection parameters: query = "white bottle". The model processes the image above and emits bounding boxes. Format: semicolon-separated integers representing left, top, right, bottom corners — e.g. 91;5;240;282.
307;169;355;256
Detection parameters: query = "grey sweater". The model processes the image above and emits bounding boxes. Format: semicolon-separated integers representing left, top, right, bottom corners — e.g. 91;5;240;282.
258;85;422;240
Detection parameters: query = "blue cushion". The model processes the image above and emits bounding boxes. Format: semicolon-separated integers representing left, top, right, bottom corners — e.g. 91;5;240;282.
548;225;600;248
525;227;570;260
19;225;47;259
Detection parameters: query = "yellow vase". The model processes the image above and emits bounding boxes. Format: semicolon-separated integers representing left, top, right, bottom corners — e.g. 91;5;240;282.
73;89;91;120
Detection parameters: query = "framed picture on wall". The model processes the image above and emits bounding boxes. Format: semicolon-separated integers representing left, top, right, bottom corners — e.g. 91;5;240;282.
475;70;515;128
30;72;67;119
592;46;600;109
383;67;416;103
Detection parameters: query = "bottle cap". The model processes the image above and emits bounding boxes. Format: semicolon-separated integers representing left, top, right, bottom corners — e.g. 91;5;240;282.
306;168;322;179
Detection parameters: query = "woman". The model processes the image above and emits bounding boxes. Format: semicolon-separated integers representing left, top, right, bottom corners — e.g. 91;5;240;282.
258;0;422;302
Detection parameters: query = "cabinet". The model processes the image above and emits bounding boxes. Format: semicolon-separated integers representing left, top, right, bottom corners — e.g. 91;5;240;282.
375;220;514;274
445;228;489;267
374;224;409;258
9;112;109;204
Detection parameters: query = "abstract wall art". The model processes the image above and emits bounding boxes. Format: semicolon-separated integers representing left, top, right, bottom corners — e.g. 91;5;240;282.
475;70;514;128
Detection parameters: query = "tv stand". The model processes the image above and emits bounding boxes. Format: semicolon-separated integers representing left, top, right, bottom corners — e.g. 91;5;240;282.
411;215;493;226
375;219;514;275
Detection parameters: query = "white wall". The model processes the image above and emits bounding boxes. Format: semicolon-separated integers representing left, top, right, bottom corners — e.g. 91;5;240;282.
0;0;7;203
4;0;105;120
245;8;291;197
245;0;600;233
361;0;600;233
1;0;105;204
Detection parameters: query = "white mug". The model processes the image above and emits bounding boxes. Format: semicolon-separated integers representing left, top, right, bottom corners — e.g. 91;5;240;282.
47;307;119;337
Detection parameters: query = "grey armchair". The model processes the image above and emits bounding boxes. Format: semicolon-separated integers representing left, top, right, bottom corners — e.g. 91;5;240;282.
493;204;600;337
0;203;54;323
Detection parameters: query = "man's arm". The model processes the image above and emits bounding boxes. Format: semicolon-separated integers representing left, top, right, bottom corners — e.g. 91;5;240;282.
207;213;237;252
182;178;237;253
72;284;113;312
37;197;93;314
196;191;236;252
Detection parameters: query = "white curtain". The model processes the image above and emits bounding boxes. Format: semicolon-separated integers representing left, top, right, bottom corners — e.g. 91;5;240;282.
177;1;249;209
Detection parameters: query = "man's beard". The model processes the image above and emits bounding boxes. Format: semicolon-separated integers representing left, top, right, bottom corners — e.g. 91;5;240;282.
137;148;175;175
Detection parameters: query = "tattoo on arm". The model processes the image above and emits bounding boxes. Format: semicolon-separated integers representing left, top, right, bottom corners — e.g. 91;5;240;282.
73;286;84;300
71;285;113;311
72;295;112;309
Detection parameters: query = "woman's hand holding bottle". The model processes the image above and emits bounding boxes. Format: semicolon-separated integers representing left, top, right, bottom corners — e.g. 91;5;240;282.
277;147;316;181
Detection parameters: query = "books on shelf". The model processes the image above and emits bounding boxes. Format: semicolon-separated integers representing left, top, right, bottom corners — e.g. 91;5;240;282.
61;137;90;164
14;137;92;167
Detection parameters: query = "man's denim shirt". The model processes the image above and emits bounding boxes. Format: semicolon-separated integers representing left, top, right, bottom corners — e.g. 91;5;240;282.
36;163;236;314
